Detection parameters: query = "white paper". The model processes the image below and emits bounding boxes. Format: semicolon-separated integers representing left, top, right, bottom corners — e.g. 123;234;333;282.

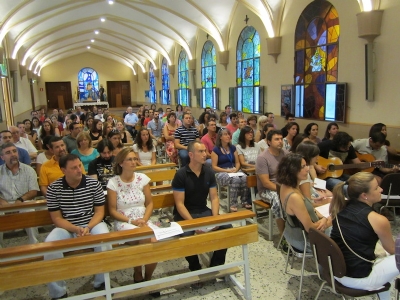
315;203;330;218
227;172;245;177
147;222;183;241
314;178;327;190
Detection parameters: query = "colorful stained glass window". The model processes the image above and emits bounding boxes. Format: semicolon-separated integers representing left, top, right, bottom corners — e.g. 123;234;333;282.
149;64;156;103
0;50;8;77
236;26;260;113
178;50;190;106
78;67;99;100
201;40;217;109
161;57;170;105
294;0;341;121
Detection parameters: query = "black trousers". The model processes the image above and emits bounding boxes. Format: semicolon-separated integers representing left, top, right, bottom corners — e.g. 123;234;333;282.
175;209;232;271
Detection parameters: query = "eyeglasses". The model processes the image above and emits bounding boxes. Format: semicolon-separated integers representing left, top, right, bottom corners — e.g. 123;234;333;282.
124;157;139;162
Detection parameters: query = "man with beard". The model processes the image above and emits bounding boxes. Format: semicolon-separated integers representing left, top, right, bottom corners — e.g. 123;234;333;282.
0;142;39;246
147;110;164;146
88;140;115;190
39;136;85;196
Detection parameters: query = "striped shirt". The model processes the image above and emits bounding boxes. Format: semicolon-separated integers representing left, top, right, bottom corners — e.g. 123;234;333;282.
174;125;199;146
47;175;105;226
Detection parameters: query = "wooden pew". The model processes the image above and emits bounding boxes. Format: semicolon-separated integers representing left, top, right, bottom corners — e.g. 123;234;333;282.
135;162;176;172
0;210;257;300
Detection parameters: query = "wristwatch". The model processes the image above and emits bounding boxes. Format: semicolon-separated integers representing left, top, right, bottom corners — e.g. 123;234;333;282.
17;197;24;202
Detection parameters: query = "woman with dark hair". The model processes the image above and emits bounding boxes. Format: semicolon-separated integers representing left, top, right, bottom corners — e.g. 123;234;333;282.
116;121;131;144
102;122;113;138
175;104;183;120
257;123;275;152
283;122;300;150
295;141;332;205
105;115;115;128
278;153;330;252
32;116;42;135
107;148;158;286
211;129;248;212
84;117;94;131
36;135;53;175
217;112;228;129
322;122;339;141
108;131;124;156
133;128;156;166
50;115;62;135
89;119;103;146
369;123;398;157
162;112;179;163
330;172;398;300
71;131;99;172
23;119;37;145
247;115;258;133
141;109;149;127
303;122;321;144
236;126;260;170
39;120;56;149
289;134;310;152
198;111;210;137
150;104;157;112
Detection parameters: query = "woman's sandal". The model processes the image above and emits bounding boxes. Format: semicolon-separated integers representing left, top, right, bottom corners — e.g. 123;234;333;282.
230;206;238;212
242;203;252;209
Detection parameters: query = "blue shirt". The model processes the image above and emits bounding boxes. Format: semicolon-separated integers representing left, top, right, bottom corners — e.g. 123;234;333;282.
124;113;138;126
0;147;31;166
147;120;164;138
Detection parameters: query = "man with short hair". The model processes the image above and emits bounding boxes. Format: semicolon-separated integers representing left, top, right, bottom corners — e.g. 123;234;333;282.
147;111;164;145
162;107;172;122
174;112;200;167
172;141;232;277
201;120;217;164
94;108;104;122
0;130;31;165
225;113;238;135
225;105;232;123
280;113;296;137
44;154;110;299
9;126;37;159
58;109;65;123
264;112;277;129
144;109;154;126
88;140;115;190
256;130;289;235
232;117;247;146
0;142;39;246
62;122;82;153
124;106;138;139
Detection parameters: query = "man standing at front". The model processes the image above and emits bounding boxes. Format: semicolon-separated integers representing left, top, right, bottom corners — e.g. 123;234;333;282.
172;141;232;279
44;154;110;299
174;113;200;166
0;143;39;246
124;106;138;139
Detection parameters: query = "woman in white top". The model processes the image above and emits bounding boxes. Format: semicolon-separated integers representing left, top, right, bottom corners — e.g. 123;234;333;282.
236;126;261;169
107;148;158;285
133;128;156;166
257;123;275;152
283;122;299;151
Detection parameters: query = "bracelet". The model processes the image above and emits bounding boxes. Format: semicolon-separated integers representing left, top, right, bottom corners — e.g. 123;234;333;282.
85;226;91;231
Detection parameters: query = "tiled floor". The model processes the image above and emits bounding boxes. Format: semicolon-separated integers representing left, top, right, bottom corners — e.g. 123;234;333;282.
1;207;399;300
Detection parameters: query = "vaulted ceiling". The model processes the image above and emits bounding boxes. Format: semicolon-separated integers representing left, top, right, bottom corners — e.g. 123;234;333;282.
0;0;372;75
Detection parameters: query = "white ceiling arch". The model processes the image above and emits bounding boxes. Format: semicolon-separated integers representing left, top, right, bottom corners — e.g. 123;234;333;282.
0;0;370;74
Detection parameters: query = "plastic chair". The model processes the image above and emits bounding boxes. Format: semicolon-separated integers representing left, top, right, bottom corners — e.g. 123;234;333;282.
308;228;390;299
379;173;400;224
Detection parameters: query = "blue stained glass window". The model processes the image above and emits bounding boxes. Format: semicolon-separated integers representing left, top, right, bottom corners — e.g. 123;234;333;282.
178;50;190;106
78;67;99;100
201;40;217;108
149;64;156;103
161;57;170;105
236;26;260;113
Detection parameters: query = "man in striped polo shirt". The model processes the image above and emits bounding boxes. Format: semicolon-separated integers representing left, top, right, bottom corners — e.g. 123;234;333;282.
44;154;110;299
174;112;200;167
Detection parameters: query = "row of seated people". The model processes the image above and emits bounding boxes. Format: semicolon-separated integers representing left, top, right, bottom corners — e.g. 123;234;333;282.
0;140;230;299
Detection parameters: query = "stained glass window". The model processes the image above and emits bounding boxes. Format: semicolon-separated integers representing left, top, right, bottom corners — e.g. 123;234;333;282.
161;57;170;105
78;67;99;100
201;40;217;109
149;64;156;103
178;50;190;106
294;0;342;121
0;50;8;77
236;26;260;113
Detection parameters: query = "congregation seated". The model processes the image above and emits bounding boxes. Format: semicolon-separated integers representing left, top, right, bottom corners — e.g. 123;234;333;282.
330;172;399;300
89;119;103;146
62;122;83;153
163;112;179;163
277;153;330;252
9;125;37;159
38;120;58;149
174;112;200;167
0;130;31;165
133;128;156;166
88;139;114;190
322;122;339;141
107;130;124;156
71;131;99;172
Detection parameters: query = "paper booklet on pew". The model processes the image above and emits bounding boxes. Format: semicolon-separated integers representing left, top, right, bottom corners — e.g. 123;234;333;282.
313;178;327;190
227;171;246;177
315;203;330;218
147;222;183;241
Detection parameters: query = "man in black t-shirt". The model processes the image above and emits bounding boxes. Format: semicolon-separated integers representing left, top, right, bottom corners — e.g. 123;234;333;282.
318;131;362;190
88;140;114;190
172;141;232;276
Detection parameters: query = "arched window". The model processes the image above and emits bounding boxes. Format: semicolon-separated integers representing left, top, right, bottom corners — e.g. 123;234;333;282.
236;26;261;113
149;64;156;103
161;57;170;105
201;40;217;109
294;1;342;121
78;67;99;100
177;50;190;106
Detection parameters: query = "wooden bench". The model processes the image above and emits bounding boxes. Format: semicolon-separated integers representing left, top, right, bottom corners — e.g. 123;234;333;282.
246;175;273;240
136;163;177;193
0;210;257;300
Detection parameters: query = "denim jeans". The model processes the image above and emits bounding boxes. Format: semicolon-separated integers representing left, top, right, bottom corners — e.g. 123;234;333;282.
44;222;111;298
178;149;190;167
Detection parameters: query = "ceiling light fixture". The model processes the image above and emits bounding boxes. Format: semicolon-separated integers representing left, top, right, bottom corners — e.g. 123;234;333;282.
100;18;106;22
108;1;114;4
91;39;95;42
87;46;91;49
94;30;99;34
